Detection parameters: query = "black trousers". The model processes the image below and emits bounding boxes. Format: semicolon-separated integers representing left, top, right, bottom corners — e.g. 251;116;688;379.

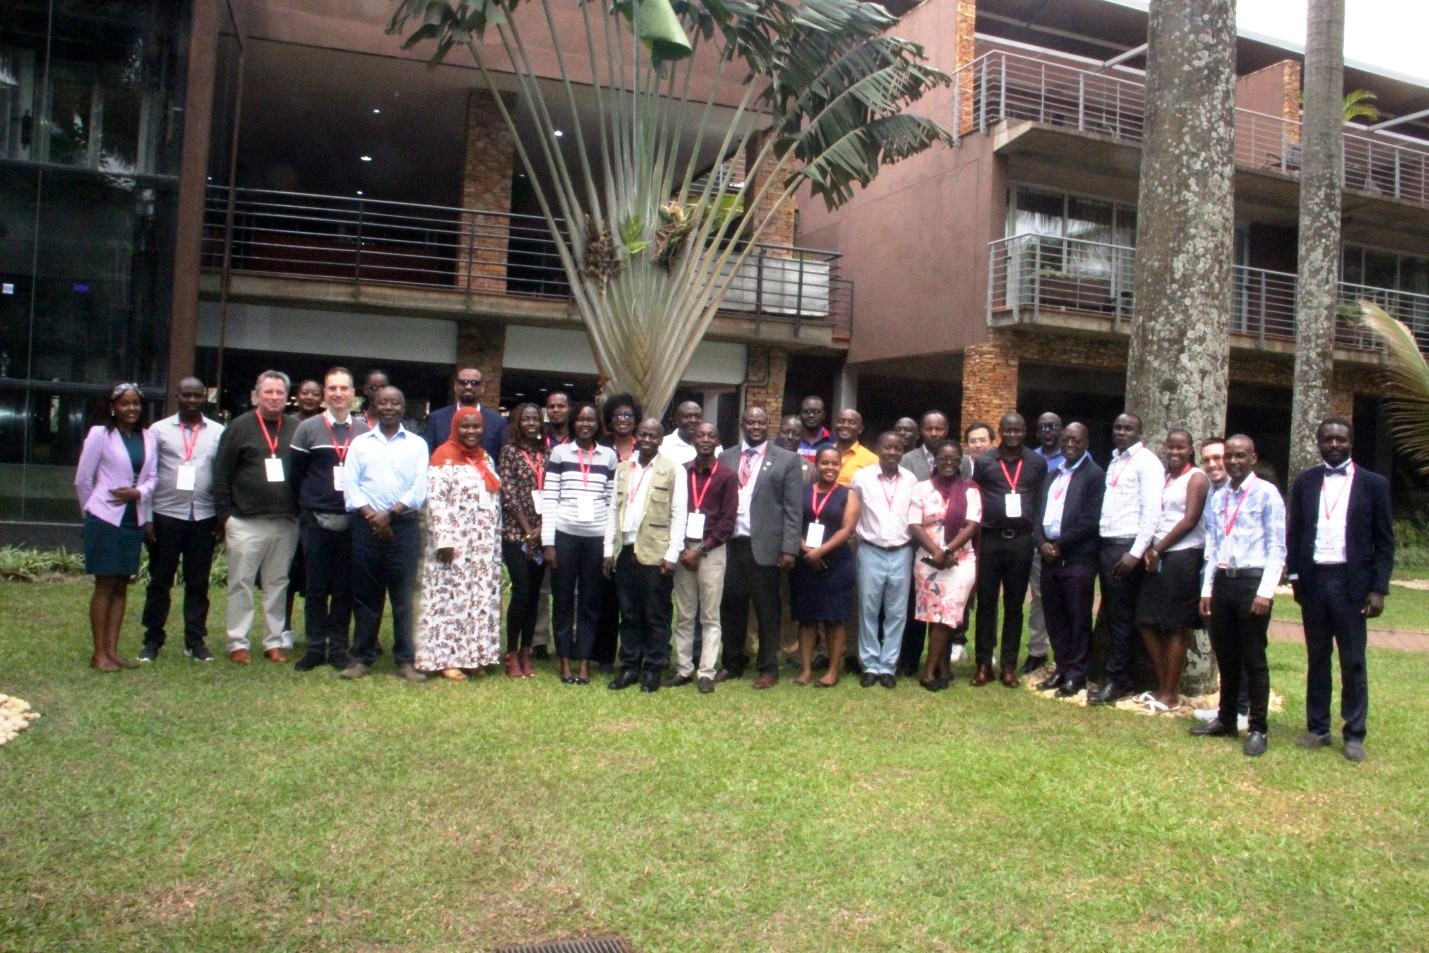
501;539;546;652
141;513;217;651
974;532;1035;668
719;536;781;676
1302;564;1369;742
351;513;420;665
593;573;620;665
1097;538;1145;688
614;548;674;672
1209;571;1272;734
300;511;354;664
1041;559;1097;684
950;586;975;645
552;530;603;661
897;580;926;673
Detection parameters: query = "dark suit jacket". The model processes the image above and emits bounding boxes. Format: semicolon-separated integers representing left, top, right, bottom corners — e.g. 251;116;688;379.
900;446;935;482
423;404;507;459
717;442;803;566
1286;463;1394;604
1032;457;1106;566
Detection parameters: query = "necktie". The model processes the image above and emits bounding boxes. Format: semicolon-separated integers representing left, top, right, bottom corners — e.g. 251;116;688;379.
740;448;757;486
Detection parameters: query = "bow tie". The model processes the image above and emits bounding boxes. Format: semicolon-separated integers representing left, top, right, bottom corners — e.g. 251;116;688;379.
1324;465;1349;475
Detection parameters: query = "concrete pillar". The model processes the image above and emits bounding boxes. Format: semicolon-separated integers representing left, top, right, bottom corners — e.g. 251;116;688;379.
455;320;507;411
961;331;1020;431
834;364;858;415
458;90;515;294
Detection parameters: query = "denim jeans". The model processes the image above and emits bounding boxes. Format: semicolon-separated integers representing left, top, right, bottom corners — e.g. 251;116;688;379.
351;512;420;665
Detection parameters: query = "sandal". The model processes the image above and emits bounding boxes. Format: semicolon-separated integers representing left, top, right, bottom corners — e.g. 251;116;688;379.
1143;698;1170;715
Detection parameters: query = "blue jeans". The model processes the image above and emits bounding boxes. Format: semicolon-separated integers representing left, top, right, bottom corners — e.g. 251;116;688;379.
857;544;912;675
351;513;420;665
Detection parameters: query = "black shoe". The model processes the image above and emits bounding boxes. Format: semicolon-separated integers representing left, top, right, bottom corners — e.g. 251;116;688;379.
1243;731;1268;757
640;670;661;693
609;669;640;690
293;652;326;672
328;653;352;671
531;645;550;660
697;676;715;694
1056;678;1086;697
1088;681;1129;706
859;672;877;688
138;645;160;663
183;644;214;663
669;674;695;688
1035;673;1063;692
878;673;897;690
1343;740;1367;762
1020;654;1047;675
1189;718;1239;738
1295;732;1332;748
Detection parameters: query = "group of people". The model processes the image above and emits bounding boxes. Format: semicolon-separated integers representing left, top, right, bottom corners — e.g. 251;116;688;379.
74;372;1394;761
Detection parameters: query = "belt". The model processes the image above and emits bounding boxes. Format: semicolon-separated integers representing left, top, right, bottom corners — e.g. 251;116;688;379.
1215;566;1264;579
1102;536;1136;546
991;527;1030;539
1311;561;1347;569
863;541;909;552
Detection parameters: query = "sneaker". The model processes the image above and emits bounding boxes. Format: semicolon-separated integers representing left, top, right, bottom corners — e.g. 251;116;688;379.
1192;707;1218;722
183;644;214;663
137;645;160;663
338;662;371;680
1343;740;1367;762
395;661;428;683
949;644;966;664
1236;714;1250;733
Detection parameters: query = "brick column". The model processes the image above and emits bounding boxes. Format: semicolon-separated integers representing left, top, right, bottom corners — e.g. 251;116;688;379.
456;320;507;410
458;90;516;294
744;132;797;253
743;344;789;418
955;0;977;135
960;331;1019;431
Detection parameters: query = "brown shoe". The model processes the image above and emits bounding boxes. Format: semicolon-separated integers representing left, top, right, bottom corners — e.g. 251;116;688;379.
229;648;252;664
970;663;994;686
264;648;289;663
753;672;778;690
505;652;522;679
517;648;535;678
1000;665;1020;688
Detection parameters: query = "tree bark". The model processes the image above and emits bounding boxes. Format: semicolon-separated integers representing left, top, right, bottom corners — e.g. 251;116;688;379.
1125;0;1236;696
1289;0;1345;478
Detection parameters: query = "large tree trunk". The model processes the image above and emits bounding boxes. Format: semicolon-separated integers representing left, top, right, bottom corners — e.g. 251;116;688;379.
1289;0;1345;478
1125;0;1236;696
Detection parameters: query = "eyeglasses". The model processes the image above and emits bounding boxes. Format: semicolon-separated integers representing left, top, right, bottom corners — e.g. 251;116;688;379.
456;379;483;387
612;411;635;419
1037;423;1061;431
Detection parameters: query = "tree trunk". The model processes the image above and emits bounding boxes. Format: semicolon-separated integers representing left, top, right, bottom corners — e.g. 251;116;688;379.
1289;0;1345;478
1125;0;1236;696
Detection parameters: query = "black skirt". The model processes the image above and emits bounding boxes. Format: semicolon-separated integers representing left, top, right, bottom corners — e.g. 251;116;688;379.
1135;547;1204;630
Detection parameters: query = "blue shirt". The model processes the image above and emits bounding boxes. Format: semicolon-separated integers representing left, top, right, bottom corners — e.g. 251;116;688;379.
345;426;429;514
1201;474;1286;600
1037;445;1066;472
1041;452;1088;540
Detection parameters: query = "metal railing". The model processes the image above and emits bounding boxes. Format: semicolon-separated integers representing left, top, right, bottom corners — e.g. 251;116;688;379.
955;50;1429;207
987;234;1429;351
201;186;852;333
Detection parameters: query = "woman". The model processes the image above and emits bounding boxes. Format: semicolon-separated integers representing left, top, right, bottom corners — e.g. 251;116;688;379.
498;402;547;678
74;383;157;672
293;379;324;420
602;393;640;464
789;446;860;687
542;403;617;685
592;394;640;671
415;407;503;680
1136;429;1210;712
908;440;981;692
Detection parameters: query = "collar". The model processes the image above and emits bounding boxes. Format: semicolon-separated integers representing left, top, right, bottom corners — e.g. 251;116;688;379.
1324;460;1352;474
1058;454;1088;475
324;409;353;427
1113;441;1144;459
174;413;208;428
801;426;830;445
741;439;768;454
1038;446;1062;459
373;425;409;441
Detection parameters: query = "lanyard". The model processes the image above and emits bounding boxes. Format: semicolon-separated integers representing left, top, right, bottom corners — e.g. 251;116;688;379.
521;449;544;491
576;446;594;488
1109;446;1141;488
323;416;352;464
879;473;901;510
1322;463;1354;520
626;460;652;505
1165;462;1191;488
547;431;570;450
256;414;282;457
612;437;635;463
690;462;719;511
810;482;835;522
180;420;201;462
1223;474;1257;537
998;457;1024;493
1052;468;1072;500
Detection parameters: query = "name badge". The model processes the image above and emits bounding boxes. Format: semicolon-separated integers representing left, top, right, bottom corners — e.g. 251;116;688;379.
1005;493;1022;519
479;488;496;511
331;465;345;491
685;512;706;540
175;464;197;492
804;522;826;547
532;490;544;515
576;496;594;523
265;457;285;483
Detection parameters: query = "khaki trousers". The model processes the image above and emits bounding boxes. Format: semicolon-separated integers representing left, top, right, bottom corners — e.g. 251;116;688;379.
672;544;727;679
224;514;299;653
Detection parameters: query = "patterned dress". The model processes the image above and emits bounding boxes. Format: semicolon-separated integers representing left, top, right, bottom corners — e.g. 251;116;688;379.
415;462;503;671
909;480;981;627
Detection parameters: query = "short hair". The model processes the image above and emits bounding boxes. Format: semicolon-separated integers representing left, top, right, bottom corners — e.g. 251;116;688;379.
814;445;842;463
601;392;642;431
920;410;949;427
451;364;482;382
296;378;321;392
1166;428;1194;446
570;401;599;425
928;438;962;457
324;366;353;387
546;391;570;406
363;368;389;386
255;369;290;391
1317;415;1354;441
875;430;903;448
1200;435;1225;451
964;419;994;441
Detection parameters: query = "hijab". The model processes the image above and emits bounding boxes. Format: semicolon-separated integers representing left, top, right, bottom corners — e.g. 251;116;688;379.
430;406;501;492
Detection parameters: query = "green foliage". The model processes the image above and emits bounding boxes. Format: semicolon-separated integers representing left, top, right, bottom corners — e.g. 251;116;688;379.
1359;301;1429;476
1393;519;1429;570
1342;88;1380;123
0;546;85;581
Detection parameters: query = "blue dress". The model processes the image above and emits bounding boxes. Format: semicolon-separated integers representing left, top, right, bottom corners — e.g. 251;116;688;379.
83;429;145;576
789;484;856;622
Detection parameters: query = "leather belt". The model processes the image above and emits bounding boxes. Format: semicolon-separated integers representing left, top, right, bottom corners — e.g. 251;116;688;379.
1216;566;1264;579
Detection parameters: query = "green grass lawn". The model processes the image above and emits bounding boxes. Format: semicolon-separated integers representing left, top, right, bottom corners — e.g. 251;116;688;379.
2;580;1427;952
1275;566;1429;632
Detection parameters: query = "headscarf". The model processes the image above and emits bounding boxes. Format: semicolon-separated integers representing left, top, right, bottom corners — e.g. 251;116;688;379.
931;469;977;542
431;407;501;492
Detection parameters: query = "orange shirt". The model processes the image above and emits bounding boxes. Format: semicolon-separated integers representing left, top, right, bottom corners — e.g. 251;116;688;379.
836;442;879;487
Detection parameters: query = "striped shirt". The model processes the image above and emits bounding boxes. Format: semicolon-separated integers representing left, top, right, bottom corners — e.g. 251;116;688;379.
1201;474;1286;600
541;442;618;543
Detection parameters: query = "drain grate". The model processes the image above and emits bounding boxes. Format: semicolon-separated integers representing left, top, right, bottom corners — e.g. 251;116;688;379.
493;937;635;953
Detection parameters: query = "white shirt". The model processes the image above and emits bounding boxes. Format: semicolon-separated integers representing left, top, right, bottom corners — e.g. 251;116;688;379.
1313;461;1354;565
734;440;769;538
851;464;918;546
604;454;688;563
1098;442;1165;558
1041;454;1089;540
659;432;716;466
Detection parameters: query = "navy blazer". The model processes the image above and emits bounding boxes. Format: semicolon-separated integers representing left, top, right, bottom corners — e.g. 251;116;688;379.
1032;457;1106;566
1286;463;1394;604
423;403;507;459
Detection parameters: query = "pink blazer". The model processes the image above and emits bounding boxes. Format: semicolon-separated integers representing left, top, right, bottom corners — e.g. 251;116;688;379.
74;426;158;526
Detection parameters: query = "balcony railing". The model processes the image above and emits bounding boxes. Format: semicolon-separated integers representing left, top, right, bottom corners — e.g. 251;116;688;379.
955;51;1429;207
987;234;1429;352
201;186;852;334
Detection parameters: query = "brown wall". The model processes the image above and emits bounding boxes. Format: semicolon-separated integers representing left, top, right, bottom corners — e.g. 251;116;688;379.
1235;60;1302;122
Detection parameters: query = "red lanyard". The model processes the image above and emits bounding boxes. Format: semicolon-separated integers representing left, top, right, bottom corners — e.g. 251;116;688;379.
1052;469;1072;500
256;414;282;457
1109;446;1141;487
1223;474;1257;536
879;473;901;510
740;445;766;487
1321;464;1354;520
1165;462;1191;488
998;457;1024;493
810;482;835;522
626;461;652;505
547;431;570;450
690;462;719;512
521;449;544;490
180;421;201;462
322;416;352;464
576;446;594;488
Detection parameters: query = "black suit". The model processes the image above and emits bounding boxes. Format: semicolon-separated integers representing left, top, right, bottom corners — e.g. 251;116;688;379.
1286;462;1394;742
1032;457;1105;684
423;403;507;458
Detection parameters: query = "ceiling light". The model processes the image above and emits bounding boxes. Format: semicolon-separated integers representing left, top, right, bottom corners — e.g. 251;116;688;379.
372;108;381;114
553;130;564;138
360;155;373;162
356;190;364;196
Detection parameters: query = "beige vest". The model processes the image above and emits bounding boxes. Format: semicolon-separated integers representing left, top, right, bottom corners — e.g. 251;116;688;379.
611;454;679;566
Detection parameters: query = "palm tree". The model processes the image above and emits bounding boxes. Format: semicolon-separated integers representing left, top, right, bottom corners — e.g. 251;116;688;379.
1359;302;1429;476
388;0;950;416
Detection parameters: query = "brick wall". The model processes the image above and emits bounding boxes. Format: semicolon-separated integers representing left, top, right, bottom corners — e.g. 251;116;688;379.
455;320;507;411
960;329;1020;429
743;344;789;419
744;132;797;254
458;90;516;294
955;0;977;135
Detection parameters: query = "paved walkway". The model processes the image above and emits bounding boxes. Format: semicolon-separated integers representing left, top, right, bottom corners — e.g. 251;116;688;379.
1267;619;1429;652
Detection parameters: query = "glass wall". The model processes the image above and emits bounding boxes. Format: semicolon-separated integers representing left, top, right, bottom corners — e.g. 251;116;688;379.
0;0;189;522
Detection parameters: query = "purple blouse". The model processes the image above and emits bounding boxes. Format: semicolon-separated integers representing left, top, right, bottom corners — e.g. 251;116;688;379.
74;426;158;526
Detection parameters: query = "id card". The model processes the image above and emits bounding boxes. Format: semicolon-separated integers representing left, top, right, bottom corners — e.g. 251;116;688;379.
265;457;285;483
532;491;544;515
685;512;706;540
331;465;345;492
1004;493;1022;519
804;522;826;547
576;496;595;523
175;464;197;492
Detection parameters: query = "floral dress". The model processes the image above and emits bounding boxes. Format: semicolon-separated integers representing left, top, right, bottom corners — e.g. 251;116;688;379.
415;462;503;671
909;480;981;627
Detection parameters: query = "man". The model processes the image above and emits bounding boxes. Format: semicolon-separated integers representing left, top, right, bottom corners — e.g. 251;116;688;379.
361;369;390;428
660;400;706;465
341;386;429;682
1021;411;1066;674
897;410;950;674
288;367;369;671
779;415;815;484
797;395;833;463
949;420;995;664
971;412;1047;687
1286;417;1394;762
138;376;224;662
893;417;919;453
212;370;301;664
717;406;803;688
1031;423;1105;696
673;422;738;693
1190;434;1285;757
1089;413;1165;705
851;432;919;688
1191;436;1249;730
604;419;688;692
544;391;571;448
423;364;506;457
832;408;878;486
